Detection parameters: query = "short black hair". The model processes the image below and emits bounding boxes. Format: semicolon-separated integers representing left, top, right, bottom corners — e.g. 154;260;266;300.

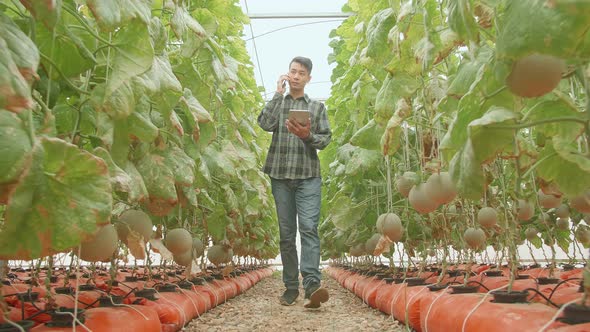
290;56;313;74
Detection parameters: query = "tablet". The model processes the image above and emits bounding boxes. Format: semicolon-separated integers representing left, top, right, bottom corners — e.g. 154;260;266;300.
288;109;310;125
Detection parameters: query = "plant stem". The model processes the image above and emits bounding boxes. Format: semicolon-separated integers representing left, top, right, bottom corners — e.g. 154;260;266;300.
490;117;588;130
39;53;90;95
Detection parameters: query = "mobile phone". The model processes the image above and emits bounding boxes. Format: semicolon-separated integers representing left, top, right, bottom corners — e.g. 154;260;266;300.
289;109;310;125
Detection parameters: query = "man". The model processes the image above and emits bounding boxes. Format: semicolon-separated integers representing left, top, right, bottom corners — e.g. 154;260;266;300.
257;56;332;308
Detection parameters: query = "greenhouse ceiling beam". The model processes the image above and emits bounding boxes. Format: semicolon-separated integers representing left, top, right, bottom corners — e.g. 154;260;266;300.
248;12;352;19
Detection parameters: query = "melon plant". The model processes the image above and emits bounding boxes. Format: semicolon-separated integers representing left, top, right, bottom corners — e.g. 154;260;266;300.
506;53;565;98
165;228;193;256
78;224;118;262
349;244;366;257
477;207;498;228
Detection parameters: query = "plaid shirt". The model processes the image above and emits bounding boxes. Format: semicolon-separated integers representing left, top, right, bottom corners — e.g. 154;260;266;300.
258;92;332;179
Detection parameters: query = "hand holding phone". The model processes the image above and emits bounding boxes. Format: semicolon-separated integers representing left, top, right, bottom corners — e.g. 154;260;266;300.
277;74;290;94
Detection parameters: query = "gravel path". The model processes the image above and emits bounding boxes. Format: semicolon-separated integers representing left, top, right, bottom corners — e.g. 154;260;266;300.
185;270;403;332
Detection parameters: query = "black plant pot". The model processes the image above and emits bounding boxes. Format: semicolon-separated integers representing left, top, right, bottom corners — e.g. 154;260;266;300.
537;277;559;285
516;274;530;280
177;280;193;290
561;264;575;271
559;303;590;324
47;308;85;327
406;277;426;287
16;292;39;302
427;283;448;292
383;277;394;284
0;320;35;332
134;288;157;301
491;290;529;303
48;276;58;283
54;287;74;295
98;295;123;307
157;283;177;292
78;284;96;291
447;270;464;277
189;277;205;285
393;277;405;284
124;276;138;282
450;285;479;294
484;270;504;277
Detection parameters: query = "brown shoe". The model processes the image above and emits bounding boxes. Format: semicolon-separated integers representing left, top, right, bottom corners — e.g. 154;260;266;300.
303;286;329;309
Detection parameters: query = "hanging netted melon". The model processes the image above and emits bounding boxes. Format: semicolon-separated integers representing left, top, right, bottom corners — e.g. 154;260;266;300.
192;238;204;258
376;212;403;242
207;244;233;265
424;172;457;205
506;53;565;98
165;228;193;255
79;224;118;262
117;210;153;243
477;207;498;228
173;249;193;266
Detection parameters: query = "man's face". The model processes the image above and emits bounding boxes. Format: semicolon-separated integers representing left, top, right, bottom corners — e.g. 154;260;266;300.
288;62;311;90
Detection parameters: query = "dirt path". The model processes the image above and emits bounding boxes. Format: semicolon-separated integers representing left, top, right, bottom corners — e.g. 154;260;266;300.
186;270;403;332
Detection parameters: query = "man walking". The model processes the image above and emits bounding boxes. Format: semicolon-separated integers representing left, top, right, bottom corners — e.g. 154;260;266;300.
257;56;332;308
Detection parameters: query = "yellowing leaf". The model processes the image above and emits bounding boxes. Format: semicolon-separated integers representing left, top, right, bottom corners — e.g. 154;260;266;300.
126;229;146;260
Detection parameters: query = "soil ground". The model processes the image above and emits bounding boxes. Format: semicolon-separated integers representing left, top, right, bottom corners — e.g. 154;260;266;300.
186;269;403;332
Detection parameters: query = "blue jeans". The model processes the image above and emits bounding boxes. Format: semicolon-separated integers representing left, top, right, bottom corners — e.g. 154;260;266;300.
270;177;322;291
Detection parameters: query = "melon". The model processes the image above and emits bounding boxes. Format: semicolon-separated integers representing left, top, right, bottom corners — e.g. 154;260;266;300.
79;224;118;262
192;238;204;258
376;213;403;242
570;191;590;213
556;218;569;231
525;227;538;241
538;189;562;209
477;207;497;228
409;183;439;214
117;210;153;242
165;228;193;255
463;227;486;250
424;172;457;205
173;249;193;266
396;172;418;197
555;204;570;219
207;244;233;265
517;199;534;221
507;53;565;98
365;233;381;255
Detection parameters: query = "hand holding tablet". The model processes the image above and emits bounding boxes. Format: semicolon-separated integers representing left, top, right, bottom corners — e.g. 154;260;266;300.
288;109;310;125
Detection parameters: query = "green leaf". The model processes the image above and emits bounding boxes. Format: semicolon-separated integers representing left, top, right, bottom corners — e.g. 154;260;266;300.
170;3;208;57
374;73;419;125
92;147;133;195
148;17;168;54
86;0;151;30
525;100;585;142
133;55;182;115
448;0;479;42
19;0;61;29
207;206;228;241
0;110;33;184
329;195;366;231
91;81;135;120
381;113;404;156
0;137;112;259
468;106;519;163
496;0;590;60
440;93;486;161
108;20;154;95
349;119;384;151
123;161;148;203
449;140;485;200
135;149;177;206
536;137;590;197
365;8;396;59
162;146;195;186
0;38;33;112
528;236;543;249
0;12;39;83
345;148;382;176
128;105;158;143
